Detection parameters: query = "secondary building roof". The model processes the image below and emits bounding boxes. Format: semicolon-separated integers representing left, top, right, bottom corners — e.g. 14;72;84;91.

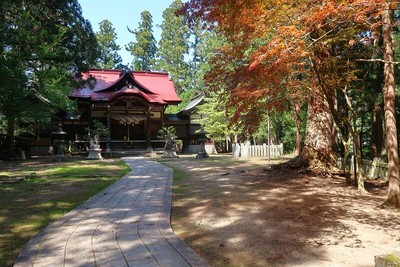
69;69;181;105
178;93;204;116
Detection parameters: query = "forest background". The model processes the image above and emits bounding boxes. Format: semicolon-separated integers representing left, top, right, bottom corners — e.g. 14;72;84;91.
1;0;400;207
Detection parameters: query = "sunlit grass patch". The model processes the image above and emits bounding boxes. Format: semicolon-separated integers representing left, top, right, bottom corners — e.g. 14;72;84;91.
0;158;130;267
171;167;189;197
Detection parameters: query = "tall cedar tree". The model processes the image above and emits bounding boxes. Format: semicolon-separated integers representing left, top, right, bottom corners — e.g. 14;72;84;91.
126;11;157;71
381;3;400;208
169;28;224;114
0;0;98;153
187;18;209;91
95;19;123;69
157;0;190;93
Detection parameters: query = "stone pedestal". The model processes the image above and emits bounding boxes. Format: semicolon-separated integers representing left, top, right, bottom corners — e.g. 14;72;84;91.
162;150;179;158
87;145;103;160
196;137;209;159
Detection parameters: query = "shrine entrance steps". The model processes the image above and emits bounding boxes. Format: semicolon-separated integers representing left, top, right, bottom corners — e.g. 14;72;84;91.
103;149;158;158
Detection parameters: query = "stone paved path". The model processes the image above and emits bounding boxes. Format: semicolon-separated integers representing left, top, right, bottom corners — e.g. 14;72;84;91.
14;158;210;267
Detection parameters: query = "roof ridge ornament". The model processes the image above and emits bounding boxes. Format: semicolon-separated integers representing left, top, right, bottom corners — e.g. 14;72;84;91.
119;68;132;77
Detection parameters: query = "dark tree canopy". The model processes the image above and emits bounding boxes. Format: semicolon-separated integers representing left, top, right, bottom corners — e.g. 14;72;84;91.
0;0;99;151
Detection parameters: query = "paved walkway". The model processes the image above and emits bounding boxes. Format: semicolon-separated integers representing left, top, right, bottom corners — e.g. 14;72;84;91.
14;158;210;267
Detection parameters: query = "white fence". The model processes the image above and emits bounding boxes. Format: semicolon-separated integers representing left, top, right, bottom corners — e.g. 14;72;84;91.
337;157;388;180
232;143;284;159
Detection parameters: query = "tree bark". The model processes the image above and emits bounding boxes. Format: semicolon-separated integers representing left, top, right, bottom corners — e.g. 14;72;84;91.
311;56;366;191
294;100;302;155
299;92;336;170
342;134;352;184
370;104;383;158
6;115;15;155
381;6;400;208
353;131;366;192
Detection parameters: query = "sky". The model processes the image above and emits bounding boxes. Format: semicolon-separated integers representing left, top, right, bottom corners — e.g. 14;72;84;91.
78;0;178;65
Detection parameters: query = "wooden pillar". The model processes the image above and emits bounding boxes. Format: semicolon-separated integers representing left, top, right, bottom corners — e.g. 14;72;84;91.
106;113;111;150
106;106;111;151
184;122;190;152
146;108;151;149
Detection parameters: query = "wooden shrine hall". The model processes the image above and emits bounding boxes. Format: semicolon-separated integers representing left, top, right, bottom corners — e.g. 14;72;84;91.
64;69;182;151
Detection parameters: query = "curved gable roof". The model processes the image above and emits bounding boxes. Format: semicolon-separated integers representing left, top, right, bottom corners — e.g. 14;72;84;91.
69;69;181;105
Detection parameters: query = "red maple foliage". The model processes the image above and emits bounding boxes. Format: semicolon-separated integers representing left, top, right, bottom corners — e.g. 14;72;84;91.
183;0;400;207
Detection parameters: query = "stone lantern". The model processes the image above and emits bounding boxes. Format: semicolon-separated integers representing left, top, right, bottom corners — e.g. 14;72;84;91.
51;124;67;162
196;127;209;159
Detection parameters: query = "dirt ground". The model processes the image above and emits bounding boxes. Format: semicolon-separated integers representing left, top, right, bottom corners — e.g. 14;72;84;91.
164;155;400;267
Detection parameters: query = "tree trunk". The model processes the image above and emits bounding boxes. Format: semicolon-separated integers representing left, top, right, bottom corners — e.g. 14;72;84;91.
353;132;367;192
6;115;15;155
371;104;384;158
342;136;352;184
381;6;400;208
298;93;336;170
310;52;366;189
294;100;302;155
309;54;362;176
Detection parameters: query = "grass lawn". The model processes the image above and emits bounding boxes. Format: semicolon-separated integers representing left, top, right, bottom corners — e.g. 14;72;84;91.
0;157;131;267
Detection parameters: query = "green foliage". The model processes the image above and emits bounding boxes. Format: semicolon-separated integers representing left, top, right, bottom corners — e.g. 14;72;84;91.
184;30;235;143
249;109;297;153
0;58;28;131
156;0;190;93
126;11;157;71
157;126;177;139
187;21;221;92
85;120;108;143
273;110;297;153
0;0;99;150
165;89;196;114
167;26;223;114
198;90;233;142
95;19;123;69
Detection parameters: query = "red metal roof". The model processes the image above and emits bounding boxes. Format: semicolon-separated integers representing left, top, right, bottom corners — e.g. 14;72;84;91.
69;69;181;105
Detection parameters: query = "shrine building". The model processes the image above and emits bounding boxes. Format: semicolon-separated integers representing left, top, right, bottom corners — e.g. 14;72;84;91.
63;69;182;151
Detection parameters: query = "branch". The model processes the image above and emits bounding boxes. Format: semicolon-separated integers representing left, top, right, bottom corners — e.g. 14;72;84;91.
356;58;400;64
305;28;336;50
305;21;346;50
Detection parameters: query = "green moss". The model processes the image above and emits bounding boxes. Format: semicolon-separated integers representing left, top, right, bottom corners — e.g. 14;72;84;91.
383;253;400;264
